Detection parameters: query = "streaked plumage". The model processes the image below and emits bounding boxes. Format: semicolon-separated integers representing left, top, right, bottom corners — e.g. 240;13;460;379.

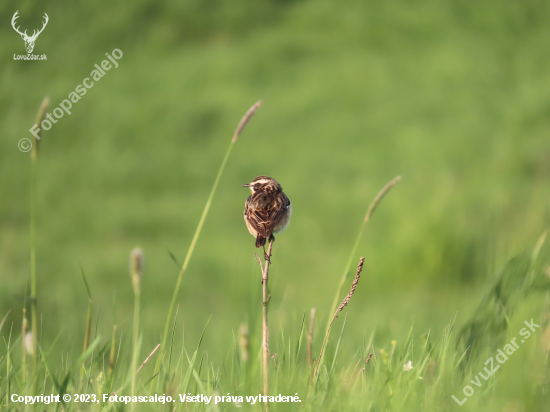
243;176;292;248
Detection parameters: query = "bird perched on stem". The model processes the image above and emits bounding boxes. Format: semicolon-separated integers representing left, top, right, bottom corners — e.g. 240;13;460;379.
243;176;292;258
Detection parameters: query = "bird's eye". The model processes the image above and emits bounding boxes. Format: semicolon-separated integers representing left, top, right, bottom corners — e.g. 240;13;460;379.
254;184;260;190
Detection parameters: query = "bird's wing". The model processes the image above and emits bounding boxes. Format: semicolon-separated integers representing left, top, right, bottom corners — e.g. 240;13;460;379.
245;200;271;238
269;193;291;229
245;193;291;238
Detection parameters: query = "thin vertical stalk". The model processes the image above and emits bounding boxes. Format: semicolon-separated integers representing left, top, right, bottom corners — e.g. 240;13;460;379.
30;158;38;382
312;258;364;390
325;176;401;332
307;308;315;368
109;325;117;378
131;285;140;407
152;101;261;387
29;97;49;384
80;266;93;383
130;248;143;409
80;299;92;382
22;310;27;384
256;237;274;410
7;324;13;404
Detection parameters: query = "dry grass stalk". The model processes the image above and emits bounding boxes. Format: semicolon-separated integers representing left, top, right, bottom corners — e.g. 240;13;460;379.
337;259;362;312
255;237;274;410
351;358;362;380
271;353;278;369
353;354;373;380
111;344;161;397
365;353;372;365
309;357;318;384
313;257;365;384
232;101;262;142
136;344;161;374
307;308;316;367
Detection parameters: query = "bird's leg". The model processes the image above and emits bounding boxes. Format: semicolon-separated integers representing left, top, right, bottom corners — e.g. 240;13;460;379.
264;235;275;262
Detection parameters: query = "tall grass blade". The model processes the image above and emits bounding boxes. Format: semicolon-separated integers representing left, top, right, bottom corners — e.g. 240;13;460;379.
328;314;347;376
80;266;93;382
73;337;101;368
168;305;179;374
29;97;49;384
6;324;13;403
295;311;306;362
38;344;61;394
0;311;10;335
108;325;117;386
153;102;261;387
325;176;401;332
312;258;364;391
80;264;92;300
181;316;211;394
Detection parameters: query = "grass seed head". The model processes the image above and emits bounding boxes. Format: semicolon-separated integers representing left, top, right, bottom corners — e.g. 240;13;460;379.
130;247;144;291
337;257;364;313
232;101;262;143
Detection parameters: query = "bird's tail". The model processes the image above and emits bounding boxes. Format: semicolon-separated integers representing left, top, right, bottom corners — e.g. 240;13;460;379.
255;236;266;248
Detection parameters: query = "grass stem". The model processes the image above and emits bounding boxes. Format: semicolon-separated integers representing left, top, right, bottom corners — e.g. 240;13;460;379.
307;308;315;368
152;101;261;388
108;325;117;383
130;248;143;409
22;310;27;384
325;176;401;332
29;97;49;386
80;299;92;382
257;237;274;410
313;257;364;388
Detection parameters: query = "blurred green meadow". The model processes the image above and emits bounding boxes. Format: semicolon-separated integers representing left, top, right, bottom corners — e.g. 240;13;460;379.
2;0;550;410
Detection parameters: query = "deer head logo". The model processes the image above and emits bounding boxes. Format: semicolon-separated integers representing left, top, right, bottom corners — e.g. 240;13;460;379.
11;11;49;54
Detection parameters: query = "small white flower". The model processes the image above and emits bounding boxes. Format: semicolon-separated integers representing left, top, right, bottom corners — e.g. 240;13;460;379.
403;360;413;371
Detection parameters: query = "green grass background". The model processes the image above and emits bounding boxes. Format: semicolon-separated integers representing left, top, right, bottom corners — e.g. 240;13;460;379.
1;0;550;410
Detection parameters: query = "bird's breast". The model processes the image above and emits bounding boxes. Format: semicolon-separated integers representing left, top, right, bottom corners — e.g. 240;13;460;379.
273;203;292;233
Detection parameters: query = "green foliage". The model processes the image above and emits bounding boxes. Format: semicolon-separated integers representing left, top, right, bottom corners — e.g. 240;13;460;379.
459;236;550;359
2;0;550;410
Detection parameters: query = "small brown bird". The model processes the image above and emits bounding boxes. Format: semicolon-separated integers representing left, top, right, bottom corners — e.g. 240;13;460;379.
243;176;292;252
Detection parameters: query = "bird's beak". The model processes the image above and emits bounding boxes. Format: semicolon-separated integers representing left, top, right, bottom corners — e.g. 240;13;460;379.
242;183;250;187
